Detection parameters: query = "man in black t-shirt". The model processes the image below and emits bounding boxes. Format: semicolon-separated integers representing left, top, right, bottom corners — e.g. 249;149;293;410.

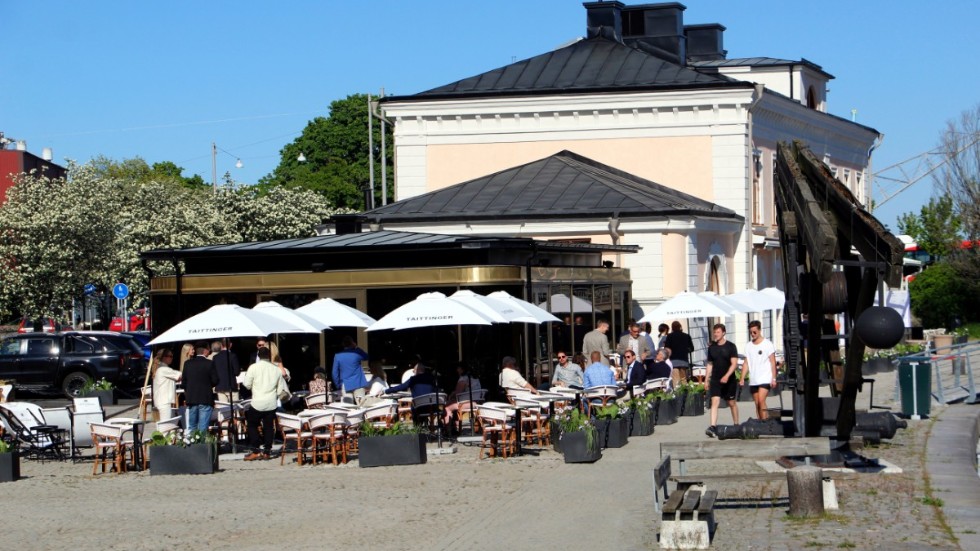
705;323;739;437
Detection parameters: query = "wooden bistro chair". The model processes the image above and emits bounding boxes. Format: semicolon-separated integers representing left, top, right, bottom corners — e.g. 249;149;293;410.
308;412;349;465
513;397;550;447
583;385;619;414
276;413;313;467
90;422;131;475
476;405;516;460
304;393;327;410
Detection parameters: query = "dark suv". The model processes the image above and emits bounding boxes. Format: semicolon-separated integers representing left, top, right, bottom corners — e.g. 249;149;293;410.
0;332;146;398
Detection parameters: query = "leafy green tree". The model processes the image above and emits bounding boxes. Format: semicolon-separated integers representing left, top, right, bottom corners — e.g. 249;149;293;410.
908;262;978;330
90;155;207;189
897;195;962;258
261;93;394;209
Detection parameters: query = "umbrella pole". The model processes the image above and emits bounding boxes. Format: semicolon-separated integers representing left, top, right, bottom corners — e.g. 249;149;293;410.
227;355;238;454
140;348;154;422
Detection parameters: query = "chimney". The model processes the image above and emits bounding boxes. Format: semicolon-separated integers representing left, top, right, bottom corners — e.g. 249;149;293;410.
330;213;365;235
42;147;53;161
621;3;687;65
583;1;624;42
685;23;726;61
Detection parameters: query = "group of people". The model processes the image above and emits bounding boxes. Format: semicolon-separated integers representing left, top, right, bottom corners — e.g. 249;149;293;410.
544;316;779;437
704;320;778;437
149;337;294;460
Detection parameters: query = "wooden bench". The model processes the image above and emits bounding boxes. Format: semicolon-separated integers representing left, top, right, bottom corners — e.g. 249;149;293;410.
660;437;833;490
653;455;717;549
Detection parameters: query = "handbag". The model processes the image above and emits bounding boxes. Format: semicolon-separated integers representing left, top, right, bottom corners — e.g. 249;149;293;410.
277;374;292;401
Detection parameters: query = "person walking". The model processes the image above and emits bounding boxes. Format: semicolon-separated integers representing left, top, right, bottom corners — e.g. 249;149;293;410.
705;324;739;437
332;335;369;402
741;320;778;420
182;341;218;437
243;346;286;460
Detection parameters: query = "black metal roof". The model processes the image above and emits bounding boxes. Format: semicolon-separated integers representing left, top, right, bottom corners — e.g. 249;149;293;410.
690;57;834;79
141;228;639;261
365;150;740;223
389;36;748;102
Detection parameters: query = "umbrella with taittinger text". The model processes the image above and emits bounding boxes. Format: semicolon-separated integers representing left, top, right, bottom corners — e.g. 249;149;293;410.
366;292;496;332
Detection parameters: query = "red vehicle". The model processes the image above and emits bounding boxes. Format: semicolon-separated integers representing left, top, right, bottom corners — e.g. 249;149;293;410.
17;318;63;333
109;309;150;332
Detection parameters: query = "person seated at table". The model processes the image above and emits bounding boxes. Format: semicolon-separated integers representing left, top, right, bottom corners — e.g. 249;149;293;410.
384;362;437;398
583;351;616;389
499;355;538;395
151;348;181;421
645;348;673;381
360;362;389;407
444;364;481;425
622;350;646;389
551;350;583;390
307;366;328;408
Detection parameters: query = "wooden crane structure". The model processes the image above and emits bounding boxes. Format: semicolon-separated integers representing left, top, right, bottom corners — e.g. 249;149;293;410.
774;141;905;440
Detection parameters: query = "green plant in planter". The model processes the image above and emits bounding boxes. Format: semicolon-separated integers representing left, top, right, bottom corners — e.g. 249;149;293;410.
359;421;424;437
148;429;215;447
82;377;114;393
593;403;627;420
553;406;597;451
0;439;11;454
679;381;706;395
627;394;655;425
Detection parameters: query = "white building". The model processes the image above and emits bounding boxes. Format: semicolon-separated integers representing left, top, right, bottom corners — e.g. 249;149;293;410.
372;1;880;351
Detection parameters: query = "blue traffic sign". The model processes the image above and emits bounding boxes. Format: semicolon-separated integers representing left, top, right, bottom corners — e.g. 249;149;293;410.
83;283;97;296
112;283;130;300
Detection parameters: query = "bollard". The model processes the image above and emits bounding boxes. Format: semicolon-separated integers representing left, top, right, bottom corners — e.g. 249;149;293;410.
787;466;824;517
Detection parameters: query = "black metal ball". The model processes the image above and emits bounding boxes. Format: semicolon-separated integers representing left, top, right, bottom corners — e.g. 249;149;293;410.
855;306;905;349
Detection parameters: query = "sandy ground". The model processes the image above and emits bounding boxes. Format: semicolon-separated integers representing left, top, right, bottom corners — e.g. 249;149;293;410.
3;382;967;551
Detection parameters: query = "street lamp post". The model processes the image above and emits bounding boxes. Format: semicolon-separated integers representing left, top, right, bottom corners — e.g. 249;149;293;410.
211;141;242;196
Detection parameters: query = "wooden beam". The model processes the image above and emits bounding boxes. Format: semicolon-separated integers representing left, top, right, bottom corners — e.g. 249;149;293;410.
794;143;905;287
775;143;838;283
660;437;832;460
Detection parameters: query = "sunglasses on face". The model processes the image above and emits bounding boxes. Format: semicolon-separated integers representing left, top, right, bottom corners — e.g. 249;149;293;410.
557;355;567;359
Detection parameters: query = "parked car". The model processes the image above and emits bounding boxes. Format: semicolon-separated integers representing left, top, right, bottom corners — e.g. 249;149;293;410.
16;318;64;334
0;331;147;398
122;331;153;362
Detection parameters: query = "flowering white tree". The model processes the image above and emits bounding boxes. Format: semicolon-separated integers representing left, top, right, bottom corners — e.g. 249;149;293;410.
216;186;348;242
0;165;118;319
0;160;347;321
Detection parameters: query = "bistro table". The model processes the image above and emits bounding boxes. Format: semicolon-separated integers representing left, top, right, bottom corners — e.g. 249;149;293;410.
107;417;146;471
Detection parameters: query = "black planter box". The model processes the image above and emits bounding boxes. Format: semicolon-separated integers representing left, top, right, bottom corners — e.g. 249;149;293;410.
0;452;20;482
683;392;706;416
628;409;655;437
595;417;629;448
84;389;116;406
358;434;427;468
560;429;601;463
149;442;218;475
655;396;678;425
551;423;562;452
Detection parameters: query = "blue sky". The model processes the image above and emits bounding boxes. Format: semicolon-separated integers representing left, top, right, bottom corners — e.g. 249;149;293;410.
2;1;978;231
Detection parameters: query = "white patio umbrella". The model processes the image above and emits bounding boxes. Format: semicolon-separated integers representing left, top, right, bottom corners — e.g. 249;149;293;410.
637;291;732;324
699;291;757;314
727;288;785;312
366;292;496;332
537;293;593;314
449;290;539;324
296;297;376;328
488;291;561;323
252;300;330;332
148;304;307;345
759;287;786;309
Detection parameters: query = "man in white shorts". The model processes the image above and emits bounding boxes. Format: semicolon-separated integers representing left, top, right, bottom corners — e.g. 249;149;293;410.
740;320;778;420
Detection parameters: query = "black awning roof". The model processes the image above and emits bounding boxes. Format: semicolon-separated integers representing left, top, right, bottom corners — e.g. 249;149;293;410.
365;150;740;223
